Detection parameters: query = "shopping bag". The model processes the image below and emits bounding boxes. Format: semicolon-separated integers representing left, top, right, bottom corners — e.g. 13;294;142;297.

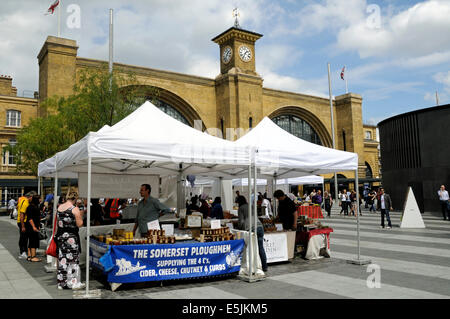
46;215;58;258
46;237;58;257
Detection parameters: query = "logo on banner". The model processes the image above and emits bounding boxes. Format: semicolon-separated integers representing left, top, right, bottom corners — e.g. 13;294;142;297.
226;251;241;267
115;258;146;276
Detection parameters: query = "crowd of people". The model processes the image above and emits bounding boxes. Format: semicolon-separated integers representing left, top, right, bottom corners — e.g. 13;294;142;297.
10;182;449;291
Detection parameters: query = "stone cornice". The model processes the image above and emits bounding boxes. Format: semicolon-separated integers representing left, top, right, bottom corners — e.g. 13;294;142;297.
76;58;216;87
263;88;330;105
0;95;38;105
212;27;263;44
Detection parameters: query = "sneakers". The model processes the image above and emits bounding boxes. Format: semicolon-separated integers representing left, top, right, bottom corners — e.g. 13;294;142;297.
380;226;384;229
386;226;392;229
18;252;28;259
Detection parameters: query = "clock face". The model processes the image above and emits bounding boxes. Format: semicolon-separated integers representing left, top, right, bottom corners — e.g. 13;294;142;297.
239;45;252;62
222;46;232;64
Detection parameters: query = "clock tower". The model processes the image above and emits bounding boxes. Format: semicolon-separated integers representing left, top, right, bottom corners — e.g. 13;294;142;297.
212;26;264;139
212;27;262;76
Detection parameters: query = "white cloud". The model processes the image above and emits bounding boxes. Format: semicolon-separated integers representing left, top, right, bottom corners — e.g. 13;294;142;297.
336;0;450;61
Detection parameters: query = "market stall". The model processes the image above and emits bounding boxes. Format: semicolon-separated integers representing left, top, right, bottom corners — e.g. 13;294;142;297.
233;117;360;264
39;104;362;294
38;101;259;293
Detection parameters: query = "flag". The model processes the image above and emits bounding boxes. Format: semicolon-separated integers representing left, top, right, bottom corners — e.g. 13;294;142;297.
340;66;345;80
46;0;60;15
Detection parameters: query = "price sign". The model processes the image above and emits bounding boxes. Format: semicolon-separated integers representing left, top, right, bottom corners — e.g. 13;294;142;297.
211;219;221;229
275;223;283;231
147;220;161;230
186;215;202;228
161;224;174;236
226;222;234;230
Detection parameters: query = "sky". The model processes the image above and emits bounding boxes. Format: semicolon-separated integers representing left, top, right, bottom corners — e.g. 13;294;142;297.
0;0;449;126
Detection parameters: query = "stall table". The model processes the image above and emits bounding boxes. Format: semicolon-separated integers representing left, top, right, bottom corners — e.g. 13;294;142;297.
295;227;333;260
297;205;324;219
90;238;245;291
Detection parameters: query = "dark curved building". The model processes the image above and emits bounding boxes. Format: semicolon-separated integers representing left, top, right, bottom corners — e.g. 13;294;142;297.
378;104;450;213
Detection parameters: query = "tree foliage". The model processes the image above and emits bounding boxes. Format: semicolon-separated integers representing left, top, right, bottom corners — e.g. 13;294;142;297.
11;64;158;175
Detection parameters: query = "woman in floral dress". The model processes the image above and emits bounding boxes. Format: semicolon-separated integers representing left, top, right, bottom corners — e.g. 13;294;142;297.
55;192;85;290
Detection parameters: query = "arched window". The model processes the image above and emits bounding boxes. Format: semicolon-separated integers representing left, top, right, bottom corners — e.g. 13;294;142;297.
272;115;322;145
365;162;373;178
147;98;190;126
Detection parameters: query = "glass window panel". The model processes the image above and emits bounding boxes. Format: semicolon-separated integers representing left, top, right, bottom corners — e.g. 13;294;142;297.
272;114;322;145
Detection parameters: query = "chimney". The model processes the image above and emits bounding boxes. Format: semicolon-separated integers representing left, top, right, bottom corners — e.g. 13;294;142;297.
0;75;15;96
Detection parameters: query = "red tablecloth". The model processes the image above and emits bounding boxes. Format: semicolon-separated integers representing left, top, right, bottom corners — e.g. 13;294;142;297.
295;227;333;249
297;205;324;219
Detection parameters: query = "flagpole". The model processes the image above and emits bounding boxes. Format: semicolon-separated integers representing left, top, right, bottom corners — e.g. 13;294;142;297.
57;0;61;37
436;91;439;106
345;66;349;94
327;63;339;207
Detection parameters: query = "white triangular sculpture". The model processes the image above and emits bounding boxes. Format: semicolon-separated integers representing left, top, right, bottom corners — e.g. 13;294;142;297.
400;187;425;228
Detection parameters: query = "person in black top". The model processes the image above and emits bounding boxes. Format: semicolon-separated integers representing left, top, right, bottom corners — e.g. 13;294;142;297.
211;197;224;219
186;196;200;215
90;198;105;226
273;190;298;231
26;194;42;262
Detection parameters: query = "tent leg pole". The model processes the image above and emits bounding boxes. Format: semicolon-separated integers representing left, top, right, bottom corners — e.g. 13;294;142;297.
85;157;92;296
253;163;258;275
248;163;253;281
347;169;371;266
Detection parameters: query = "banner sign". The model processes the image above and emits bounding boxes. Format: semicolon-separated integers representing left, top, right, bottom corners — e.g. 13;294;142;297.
90;239;244;283
263;233;288;263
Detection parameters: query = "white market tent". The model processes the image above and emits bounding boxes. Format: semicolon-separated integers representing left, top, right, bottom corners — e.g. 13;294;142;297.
39;103;365;292
232;116;366;267
39;101;253;293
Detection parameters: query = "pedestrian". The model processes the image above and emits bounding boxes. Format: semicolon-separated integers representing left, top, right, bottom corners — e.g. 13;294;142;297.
273;190;298;230
437;185;449;221
314;190;323;206
350;190;357;216
25;194;42;262
55;192;85;290
210;197;224;219
363;187;369;208
324;191;332;217
338;190;344;215
340;190;349;216
377;188;393;229
368;190;376;212
236;195;268;272
16;192;35;259
8;197;16;219
346;189;352;215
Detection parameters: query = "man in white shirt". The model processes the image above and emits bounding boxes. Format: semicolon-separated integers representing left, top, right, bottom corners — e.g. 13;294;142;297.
437;185;449;220
377;188;393;229
8;198;16;219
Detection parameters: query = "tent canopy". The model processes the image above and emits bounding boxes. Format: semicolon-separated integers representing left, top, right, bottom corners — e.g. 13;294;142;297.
234;117;358;178
38;101;251;178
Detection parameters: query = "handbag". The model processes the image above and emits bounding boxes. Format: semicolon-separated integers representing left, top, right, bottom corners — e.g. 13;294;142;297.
46;215;58;258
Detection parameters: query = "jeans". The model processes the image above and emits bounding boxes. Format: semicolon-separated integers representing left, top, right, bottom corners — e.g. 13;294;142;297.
17;223;28;254
256;226;268;271
440;201;449;220
369;203;376;212
380;209;392;228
